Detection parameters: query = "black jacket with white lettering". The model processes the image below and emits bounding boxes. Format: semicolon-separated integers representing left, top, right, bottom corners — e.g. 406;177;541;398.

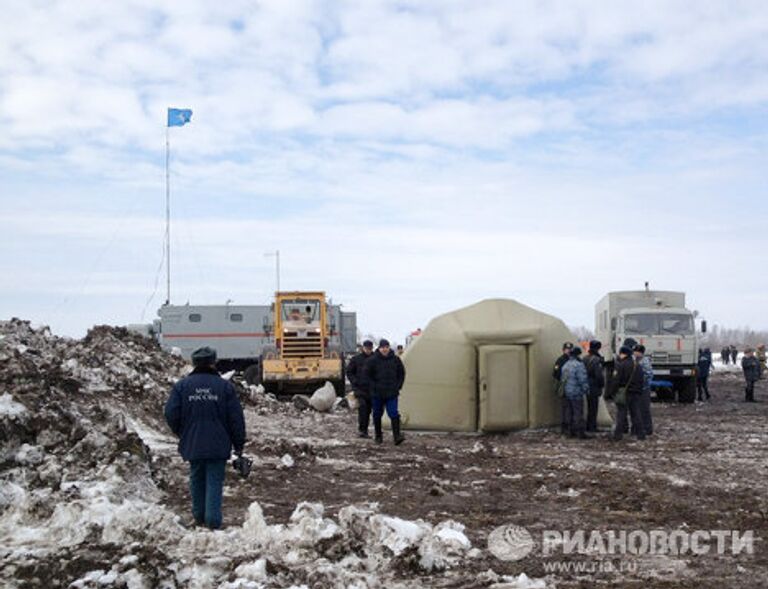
164;366;246;461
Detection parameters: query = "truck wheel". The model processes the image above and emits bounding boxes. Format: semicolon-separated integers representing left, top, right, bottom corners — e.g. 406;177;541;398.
244;363;261;386
677;378;696;403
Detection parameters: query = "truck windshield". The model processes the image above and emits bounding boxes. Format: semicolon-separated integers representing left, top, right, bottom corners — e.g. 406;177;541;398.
624;313;694;335
281;300;320;324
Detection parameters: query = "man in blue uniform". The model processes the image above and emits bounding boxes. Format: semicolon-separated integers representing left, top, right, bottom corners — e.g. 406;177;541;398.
164;347;246;529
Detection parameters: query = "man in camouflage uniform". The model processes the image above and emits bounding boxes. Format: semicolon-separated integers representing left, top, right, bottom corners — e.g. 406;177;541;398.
633;344;654;436
553;342;574;434
742;348;761;402
756;344;766;376
561;346;589;439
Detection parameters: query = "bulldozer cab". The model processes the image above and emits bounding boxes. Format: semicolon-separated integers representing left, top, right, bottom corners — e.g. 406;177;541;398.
281;299;321;328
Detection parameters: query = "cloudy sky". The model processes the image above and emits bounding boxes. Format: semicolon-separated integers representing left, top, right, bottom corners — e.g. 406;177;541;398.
1;0;767;342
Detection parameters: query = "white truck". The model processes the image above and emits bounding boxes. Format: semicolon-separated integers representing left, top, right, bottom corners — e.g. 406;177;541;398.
595;289;706;403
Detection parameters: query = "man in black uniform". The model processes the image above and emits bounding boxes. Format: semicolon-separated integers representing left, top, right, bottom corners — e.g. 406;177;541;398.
553;342;574;434
584;340;605;433
346;340;375;437
608;345;645;441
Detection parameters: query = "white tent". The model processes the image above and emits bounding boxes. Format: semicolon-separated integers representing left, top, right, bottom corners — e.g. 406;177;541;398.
399;299;612;432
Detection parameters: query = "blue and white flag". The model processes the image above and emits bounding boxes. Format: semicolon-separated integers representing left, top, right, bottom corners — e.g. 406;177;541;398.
167;108;192;127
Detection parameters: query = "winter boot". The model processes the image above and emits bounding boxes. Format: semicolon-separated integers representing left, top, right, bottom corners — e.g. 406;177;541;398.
373;417;383;444
392;417;405;445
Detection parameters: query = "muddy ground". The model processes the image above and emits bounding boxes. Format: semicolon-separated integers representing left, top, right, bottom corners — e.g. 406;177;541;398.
2;321;766;588
154;371;768;588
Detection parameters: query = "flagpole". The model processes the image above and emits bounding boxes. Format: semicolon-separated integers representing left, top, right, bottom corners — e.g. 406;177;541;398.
165;124;171;305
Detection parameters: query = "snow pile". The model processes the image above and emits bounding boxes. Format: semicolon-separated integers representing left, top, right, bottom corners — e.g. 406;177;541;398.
11;497;473;588
0;319;479;588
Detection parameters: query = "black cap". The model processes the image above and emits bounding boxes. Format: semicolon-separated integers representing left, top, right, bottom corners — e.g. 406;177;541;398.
619;345;633;356
379;338;390;348
589;340;602;351
362;340;374;348
623;338;638;349
191;346;217;367
570;347;582;357
562;342;574;351
633;344;646;354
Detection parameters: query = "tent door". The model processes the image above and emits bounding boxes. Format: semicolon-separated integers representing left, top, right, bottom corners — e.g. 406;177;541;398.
478;344;528;431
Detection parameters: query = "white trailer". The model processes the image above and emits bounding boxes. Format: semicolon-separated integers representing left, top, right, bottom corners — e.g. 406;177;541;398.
142;301;357;380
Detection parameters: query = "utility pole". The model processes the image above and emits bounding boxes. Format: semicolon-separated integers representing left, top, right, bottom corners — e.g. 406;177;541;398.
265;250;280;293
165;126;171;305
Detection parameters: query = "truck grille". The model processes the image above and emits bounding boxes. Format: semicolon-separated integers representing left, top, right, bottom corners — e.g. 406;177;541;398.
651;352;682;365
282;331;323;358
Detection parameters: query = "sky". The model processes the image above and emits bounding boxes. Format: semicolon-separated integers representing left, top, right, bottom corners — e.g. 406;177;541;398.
1;0;767;343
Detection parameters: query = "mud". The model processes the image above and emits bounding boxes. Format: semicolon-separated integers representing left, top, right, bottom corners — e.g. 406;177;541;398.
1;318;766;587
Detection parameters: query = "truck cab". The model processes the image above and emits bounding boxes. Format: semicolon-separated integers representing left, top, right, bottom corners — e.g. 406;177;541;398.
596;290;703;403
616;307;697;379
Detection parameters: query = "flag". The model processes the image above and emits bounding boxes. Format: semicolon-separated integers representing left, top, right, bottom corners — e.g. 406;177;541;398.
167;108;192;127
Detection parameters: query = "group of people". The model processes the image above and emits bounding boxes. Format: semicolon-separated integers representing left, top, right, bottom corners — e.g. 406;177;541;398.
720;345;740;365
161;336;765;530
345;338;406;445
555;338;765;441
553;339;654;441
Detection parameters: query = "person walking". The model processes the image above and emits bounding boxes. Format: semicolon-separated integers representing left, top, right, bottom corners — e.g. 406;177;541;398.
164;347;246;529
697;348;713;401
346;340;375;437
730;345;739;365
633;344;654;436
553;342;574;435
584;340;605;433
366;339;406;445
561;346;589;438
608;346;645;441
742;347;761;402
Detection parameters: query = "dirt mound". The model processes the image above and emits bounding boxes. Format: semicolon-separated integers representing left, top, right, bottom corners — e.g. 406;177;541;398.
0;320;497;588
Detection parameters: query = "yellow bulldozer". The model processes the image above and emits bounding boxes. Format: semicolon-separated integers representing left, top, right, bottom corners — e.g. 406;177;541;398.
260;291;345;395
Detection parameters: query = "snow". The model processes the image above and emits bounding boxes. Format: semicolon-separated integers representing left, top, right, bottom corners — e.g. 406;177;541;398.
494;572;549;588
308;381;336;412
0;392;27;417
0;319;482;587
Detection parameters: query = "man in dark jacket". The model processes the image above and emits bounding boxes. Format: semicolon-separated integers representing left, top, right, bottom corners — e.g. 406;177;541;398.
365;339;406;445
731;345;738;365
346;340;375;437
721;346;730;365
742;347;761;402
697;348;713;401
164;347;246;529
584;340;605;432
633;344;654;436
608;346;645;441
553;342;574;434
